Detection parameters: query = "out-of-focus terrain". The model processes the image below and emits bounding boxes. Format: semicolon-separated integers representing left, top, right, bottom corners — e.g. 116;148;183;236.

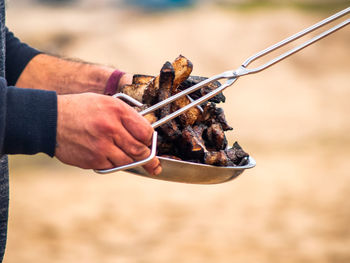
4;3;350;263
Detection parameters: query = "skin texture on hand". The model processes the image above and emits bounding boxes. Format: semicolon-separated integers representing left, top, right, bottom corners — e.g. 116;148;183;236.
16;54;115;94
55;93;162;176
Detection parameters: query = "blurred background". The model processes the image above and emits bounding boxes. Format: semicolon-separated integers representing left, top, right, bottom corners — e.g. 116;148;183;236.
4;0;350;262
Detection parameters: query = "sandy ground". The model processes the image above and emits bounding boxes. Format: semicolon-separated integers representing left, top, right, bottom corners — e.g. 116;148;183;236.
3;4;350;263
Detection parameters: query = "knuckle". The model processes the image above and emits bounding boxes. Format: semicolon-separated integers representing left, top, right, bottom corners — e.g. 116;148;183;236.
129;145;149;159
94;120;115;135
138;127;153;144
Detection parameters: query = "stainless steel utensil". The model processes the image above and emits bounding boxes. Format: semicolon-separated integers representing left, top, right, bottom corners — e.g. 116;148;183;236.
126;156;256;184
95;7;349;184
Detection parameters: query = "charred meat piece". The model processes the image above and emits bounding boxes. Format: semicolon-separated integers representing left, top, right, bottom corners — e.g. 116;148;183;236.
156;62;182;140
157;121;182;141
142;76;159;105
179;76;226;103
134;105;158;125
157;134;177;156
192;124;206;139
171;93;201;127
170;56;201;127
198;103;232;131
198;102;217;124
121;83;148;103
214;107;233;131
133;74;154;85
172;55;193;92
143;112;157;125
204;123;227;151
180;125;207;160
158;62;175;117
225;142;249;166
142;55;193;105
204;150;232;166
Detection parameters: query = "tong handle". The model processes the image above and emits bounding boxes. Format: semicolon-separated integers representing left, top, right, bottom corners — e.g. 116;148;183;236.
95;93;158;174
236;7;350;76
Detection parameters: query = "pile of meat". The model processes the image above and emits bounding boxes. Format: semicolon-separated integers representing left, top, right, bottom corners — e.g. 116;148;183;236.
121;55;249;167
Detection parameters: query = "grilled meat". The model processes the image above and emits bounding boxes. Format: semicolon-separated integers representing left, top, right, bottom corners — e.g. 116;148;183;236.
170;55;200;127
204;150;232;166
132;74;154;85
179;76;226;103
180;125;207;160
225;142;249;166
157;62;182;140
121;83;148;103
120;55;249;167
204;123;227;151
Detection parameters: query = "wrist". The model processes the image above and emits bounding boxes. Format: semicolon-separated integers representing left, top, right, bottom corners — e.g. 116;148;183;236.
104;70;128;95
104;70;133;96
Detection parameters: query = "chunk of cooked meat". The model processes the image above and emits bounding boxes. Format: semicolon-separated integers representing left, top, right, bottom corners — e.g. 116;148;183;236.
133;105;158;125
179;75;226;103
225;142;249;166
132;74;154;85
204;150;232;166
172;55;193;92
157;134;177;156
142;55;193;105
180;125;207;160
157;62;175;117
204;123;227;151
214;107;233;131
171;92;201;127
142;76;160;105
198;103;232;131
121;83;148;103
119;55;249;167
157;61;182;140
170;56;201;127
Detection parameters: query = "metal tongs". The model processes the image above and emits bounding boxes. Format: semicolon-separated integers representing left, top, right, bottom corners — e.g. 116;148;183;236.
96;7;349;175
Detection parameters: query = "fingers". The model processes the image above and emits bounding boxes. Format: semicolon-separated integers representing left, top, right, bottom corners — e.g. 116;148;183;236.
105;126;161;175
106;147;161;176
105;146;134;168
116;99;154;145
105;98;162;175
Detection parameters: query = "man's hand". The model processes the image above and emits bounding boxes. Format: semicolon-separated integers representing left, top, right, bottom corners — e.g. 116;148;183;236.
55;93;162;176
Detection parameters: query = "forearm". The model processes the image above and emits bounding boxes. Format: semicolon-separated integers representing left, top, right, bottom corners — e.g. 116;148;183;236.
16;53;131;95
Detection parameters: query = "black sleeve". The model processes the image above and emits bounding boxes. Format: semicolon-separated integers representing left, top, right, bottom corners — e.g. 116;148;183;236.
5;28;41;86
0;29;57;157
0;78;57;157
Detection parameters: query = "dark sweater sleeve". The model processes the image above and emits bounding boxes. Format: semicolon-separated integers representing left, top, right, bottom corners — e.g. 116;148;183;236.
5;28;41;86
0;78;57;157
0;29;57;157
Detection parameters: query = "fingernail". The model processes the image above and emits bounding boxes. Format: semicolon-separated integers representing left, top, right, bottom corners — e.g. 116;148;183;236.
153;165;162;176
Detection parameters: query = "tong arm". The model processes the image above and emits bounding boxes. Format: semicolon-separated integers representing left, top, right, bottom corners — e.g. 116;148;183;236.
150;77;237;128
235;7;350;76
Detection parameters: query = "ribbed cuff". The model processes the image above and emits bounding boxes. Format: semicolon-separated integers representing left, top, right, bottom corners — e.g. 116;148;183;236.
3;87;57;157
104;69;125;96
